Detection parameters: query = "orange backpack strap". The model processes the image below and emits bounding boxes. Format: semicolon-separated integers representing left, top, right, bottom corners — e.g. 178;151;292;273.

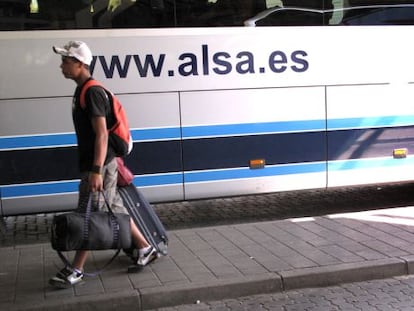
79;79;105;109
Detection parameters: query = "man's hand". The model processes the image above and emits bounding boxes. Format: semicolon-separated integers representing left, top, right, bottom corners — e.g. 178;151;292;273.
89;172;103;192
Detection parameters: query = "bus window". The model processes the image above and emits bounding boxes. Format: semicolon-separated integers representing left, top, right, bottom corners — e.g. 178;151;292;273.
176;0;267;27
254;8;325;26
101;0;174;28
3;1;414;30
339;7;414;25
0;0;174;30
0;0;48;30
245;1;334;26
245;1;414;26
0;0;271;29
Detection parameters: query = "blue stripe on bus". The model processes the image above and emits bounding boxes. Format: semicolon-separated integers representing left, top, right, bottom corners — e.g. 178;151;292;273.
2;126;411;186
0;173;183;199
328;115;414;130
2;116;413;150
2;163;323;199
1;156;412;199
2;120;322;150
0;120;325;150
1;181;80;198
0;133;77;150
184;162;326;183
328;156;414;171
134;173;183;187
131;128;181;141
0;128;181;150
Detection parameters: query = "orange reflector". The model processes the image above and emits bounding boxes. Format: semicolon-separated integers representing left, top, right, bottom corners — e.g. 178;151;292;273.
249;159;265;169
393;148;407;158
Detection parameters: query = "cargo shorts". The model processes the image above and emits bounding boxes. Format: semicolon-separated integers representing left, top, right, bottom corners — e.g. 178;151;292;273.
77;157;128;215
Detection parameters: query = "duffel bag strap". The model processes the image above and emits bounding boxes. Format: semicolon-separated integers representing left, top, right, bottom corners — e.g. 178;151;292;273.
109;212;122;249
55;249;121;277
82;191;123;249
100;191;124;249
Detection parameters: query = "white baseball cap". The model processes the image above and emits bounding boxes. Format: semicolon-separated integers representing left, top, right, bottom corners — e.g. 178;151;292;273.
53;41;93;66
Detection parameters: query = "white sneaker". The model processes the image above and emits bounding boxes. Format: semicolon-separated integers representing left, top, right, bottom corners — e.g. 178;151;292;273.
137;246;158;266
49;266;84;289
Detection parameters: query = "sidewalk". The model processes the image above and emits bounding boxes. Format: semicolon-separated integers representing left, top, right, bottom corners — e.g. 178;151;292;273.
2;204;414;310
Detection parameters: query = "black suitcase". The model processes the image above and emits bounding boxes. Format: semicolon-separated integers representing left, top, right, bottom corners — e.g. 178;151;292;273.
118;184;168;261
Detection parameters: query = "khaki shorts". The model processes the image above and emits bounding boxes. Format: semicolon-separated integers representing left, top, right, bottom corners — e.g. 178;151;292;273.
76;157;128;215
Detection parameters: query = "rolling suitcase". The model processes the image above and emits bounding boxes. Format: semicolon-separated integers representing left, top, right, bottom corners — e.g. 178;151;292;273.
118;184;168;262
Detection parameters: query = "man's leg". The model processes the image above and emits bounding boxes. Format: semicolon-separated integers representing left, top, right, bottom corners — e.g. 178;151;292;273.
73;250;89;271
49;172;91;288
130;219;150;248
105;159;158;266
70;172;95;272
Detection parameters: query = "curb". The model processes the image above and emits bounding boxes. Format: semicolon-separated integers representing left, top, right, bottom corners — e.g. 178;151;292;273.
280;258;408;291
143;258;411;309
139;273;282;310
7;258;413;311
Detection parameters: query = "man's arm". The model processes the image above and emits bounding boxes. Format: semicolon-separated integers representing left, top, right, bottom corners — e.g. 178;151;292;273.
89;116;108;192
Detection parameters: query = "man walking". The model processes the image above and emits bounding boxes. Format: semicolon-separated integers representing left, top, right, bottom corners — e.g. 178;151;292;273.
49;41;157;289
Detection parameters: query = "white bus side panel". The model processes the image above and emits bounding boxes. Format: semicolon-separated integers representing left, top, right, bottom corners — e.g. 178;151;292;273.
0;97;73;137
327;84;414;187
180;87;326;199
184;171;326;200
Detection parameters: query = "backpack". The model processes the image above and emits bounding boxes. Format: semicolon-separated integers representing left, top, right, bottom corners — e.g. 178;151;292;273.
79;80;133;157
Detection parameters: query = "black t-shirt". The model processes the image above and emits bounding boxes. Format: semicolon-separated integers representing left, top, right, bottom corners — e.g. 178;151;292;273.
72;78;116;172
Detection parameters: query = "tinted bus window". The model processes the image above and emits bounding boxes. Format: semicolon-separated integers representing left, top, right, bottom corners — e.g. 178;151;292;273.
339;7;414;25
176;0;267;27
2;1;414;30
254;9;325;26
0;0;322;30
245;1;414;26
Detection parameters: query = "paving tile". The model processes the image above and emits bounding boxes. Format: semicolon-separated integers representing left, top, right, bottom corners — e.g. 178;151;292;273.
151;257;188;284
361;240;411;257
318;244;365;263
100;269;133;291
339;241;387;261
128;267;162;289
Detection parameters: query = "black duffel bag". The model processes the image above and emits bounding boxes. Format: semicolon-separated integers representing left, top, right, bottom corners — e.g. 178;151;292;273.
51;193;131;251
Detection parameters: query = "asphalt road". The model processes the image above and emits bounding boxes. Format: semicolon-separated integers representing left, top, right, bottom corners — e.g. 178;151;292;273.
148;275;414;311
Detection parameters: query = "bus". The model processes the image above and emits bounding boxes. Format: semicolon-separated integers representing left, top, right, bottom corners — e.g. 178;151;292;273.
1;0;414;216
